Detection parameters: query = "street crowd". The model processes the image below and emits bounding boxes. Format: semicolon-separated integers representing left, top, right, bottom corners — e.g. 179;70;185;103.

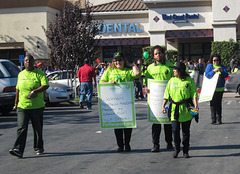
8;46;239;159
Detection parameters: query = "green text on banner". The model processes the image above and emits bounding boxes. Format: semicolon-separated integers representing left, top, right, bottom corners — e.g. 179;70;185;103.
198;72;219;103
98;82;136;129
148;79;171;124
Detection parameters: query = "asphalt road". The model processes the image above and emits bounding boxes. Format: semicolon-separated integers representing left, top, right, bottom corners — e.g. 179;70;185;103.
0;93;240;174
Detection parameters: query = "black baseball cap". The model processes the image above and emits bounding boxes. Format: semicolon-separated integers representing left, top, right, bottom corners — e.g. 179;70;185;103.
170;62;186;71
113;52;124;59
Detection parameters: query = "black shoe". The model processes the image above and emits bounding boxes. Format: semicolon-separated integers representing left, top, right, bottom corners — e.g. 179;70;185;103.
172;149;180;158
183;153;190;158
151;146;159;152
166;144;173;150
211;121;216;125
216;121;223;125
35;149;44;155
117;147;124;152
125;145;131;152
9;149;23;158
79;102;84;109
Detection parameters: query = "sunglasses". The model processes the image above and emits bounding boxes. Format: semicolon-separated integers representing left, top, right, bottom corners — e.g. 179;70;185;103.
213;59;219;62
114;59;123;62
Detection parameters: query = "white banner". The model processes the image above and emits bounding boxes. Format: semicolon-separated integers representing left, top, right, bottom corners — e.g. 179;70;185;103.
198;72;219;103
98;82;136;129
189;70;199;84
147;79;171;124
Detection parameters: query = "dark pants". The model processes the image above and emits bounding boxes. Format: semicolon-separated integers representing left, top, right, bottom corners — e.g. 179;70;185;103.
152;123;172;147
114;128;132;148
172;120;191;153
12;107;44;154
210;91;224;123
135;81;143;98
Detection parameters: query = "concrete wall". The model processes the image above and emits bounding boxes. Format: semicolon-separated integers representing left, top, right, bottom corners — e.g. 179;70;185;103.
0;6;59;60
212;0;240;41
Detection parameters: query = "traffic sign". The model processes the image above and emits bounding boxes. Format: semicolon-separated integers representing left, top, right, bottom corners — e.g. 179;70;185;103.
19;55;24;63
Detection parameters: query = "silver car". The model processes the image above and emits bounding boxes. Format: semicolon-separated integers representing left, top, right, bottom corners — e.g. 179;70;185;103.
45;82;75;104
225;71;240;95
0;59;20;114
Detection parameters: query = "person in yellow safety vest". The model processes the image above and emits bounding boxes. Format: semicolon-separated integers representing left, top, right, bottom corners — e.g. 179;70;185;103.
144;45;174;152
162;61;199;158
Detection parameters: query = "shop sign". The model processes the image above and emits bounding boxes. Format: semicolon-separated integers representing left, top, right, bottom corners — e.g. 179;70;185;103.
99;22;143;34
162;13;199;23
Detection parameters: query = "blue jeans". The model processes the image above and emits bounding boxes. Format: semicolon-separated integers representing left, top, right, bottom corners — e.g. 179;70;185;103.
80;82;93;109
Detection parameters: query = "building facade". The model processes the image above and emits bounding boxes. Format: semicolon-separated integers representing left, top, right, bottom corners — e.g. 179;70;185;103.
0;0;239;65
0;0;65;65
94;0;240;62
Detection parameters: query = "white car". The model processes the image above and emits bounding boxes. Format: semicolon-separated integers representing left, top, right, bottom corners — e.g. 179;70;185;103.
47;70;79;86
0;59;20;114
45;82;75;104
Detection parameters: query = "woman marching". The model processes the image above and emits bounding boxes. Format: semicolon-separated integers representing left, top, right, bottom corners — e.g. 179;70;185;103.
205;54;228;124
162;62;199;158
99;52;140;152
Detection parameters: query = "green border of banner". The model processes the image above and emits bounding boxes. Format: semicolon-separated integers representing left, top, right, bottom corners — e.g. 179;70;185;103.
98;82;136;129
147;79;170;124
198;73;219;103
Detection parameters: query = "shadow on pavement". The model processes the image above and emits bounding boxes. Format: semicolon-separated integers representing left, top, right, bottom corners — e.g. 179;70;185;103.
191;144;240;150
20;145;240;159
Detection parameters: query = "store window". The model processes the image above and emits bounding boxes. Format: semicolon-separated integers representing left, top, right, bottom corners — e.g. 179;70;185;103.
102;46;117;60
122;45;146;63
179;42;211;62
0;49;25;66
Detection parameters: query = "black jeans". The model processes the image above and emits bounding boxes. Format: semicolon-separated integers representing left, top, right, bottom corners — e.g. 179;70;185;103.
114;128;132;148
172;120;191;153
210;91;224;123
152;123;172;147
12;107;44;154
135;81;143;98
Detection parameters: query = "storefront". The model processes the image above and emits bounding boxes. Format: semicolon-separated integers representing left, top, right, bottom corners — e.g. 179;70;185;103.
93;0;149;63
0;0;239;65
93;0;240;62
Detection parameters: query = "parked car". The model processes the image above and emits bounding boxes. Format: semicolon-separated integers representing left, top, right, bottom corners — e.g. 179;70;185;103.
0;59;20;114
45;82;75;105
47;70;98;96
225;71;240;95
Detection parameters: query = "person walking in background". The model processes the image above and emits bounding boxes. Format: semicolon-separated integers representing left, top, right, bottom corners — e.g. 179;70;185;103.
77;58;97;110
162;61;199;158
144;45;174;152
45;65;52;75
99;52;140;152
205;54;229;124
9;54;49;158
229;56;236;73
196;58;205;89
134;58;144;99
231;62;239;74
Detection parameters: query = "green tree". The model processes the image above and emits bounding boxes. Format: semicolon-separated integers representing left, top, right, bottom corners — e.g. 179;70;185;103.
43;0;102;70
211;41;239;71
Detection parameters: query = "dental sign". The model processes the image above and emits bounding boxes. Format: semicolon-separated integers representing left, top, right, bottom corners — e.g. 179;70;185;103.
162;13;199;23
99;22;143;34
